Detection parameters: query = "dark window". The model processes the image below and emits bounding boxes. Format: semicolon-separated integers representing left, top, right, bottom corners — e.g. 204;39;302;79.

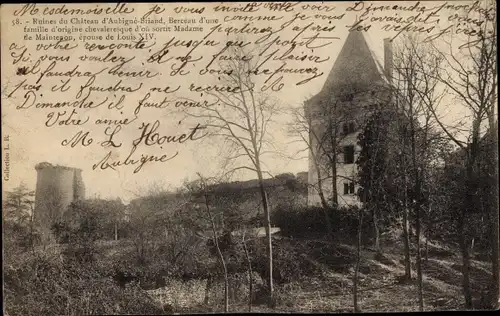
342;123;349;135
342;121;356;135
343;182;355;195
343;145;355;164
348;122;356;133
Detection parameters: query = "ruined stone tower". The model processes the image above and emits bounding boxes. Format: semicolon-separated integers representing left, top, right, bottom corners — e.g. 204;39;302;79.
305;31;393;207
34;162;85;241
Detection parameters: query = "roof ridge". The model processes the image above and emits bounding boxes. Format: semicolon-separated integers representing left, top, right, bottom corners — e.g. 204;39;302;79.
363;32;389;84
311;30;390;100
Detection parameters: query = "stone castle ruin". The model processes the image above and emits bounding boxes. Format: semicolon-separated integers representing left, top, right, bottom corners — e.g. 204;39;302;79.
34;162;85;242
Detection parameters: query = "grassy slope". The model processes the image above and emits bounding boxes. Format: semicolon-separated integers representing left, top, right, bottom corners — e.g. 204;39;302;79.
96;236;492;313
178;239;490;313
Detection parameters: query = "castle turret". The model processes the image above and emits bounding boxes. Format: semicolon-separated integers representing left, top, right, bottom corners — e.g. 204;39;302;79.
34;162;85;242
305;31;394;207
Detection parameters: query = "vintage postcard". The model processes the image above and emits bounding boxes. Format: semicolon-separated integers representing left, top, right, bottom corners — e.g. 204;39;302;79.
1;1;498;314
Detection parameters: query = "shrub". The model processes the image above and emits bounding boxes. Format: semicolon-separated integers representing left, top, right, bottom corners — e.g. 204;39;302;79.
4;221;41;257
4;250;164;316
110;232;216;290
247;237;324;287
50;221;72;244
271;205;373;242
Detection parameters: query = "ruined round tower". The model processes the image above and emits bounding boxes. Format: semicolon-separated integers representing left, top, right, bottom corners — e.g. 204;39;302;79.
34;162;85;242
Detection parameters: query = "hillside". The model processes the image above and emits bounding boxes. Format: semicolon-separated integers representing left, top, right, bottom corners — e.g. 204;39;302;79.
94;235;493;313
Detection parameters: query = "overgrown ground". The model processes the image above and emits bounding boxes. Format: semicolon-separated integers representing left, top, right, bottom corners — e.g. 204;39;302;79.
5;234;492;314
102;235;492;313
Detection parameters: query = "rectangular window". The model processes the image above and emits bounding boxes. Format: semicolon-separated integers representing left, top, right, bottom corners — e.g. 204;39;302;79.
344;182;355;195
343;145;355;164
342;123;349;135
342;121;356;135
348;122;356;133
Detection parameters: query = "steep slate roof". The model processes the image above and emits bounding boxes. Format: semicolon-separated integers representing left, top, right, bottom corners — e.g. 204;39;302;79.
307;30;389;105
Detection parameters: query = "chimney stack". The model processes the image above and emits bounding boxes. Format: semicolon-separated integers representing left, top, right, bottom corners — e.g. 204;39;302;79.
383;38;393;83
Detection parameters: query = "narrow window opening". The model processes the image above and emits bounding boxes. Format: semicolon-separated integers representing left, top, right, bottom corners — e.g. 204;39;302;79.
343;145;355;164
343;182;355;195
348;122;356;133
342;121;356;135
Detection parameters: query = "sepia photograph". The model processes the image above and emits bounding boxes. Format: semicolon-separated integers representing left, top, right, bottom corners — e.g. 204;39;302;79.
1;1;498;314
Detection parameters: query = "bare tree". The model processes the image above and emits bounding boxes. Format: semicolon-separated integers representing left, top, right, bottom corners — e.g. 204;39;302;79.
301;92;366;208
187;174;230;313
392;33;448;310
289;104;329;208
288;104;334;238
307;97;343;207
486;8;499;309
181;42;280;304
418;3;497;308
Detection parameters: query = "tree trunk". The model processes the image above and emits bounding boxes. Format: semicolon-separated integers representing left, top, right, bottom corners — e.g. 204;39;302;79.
312;149;329;210
458;214;473;309
328;120;339;207
256;170;273;305
242;236;253;312
372;208;382;254
489;120;499;309
459;121;480;309
490;192;499;309
401;138;412;281
425;231;429;263
205;194;229;313
491;179;500;309
488;34;499;309
416;205;424;311
353;208;364;313
114;222;118;241
331;153;338;206
403;205;412;280
312;155;334;240
409;99;424;310
425;205;431;263
322;207;334;242
459;152;474;308
204;275;213;305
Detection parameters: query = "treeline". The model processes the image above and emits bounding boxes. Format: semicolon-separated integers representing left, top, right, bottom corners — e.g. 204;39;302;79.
354;99;497;310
